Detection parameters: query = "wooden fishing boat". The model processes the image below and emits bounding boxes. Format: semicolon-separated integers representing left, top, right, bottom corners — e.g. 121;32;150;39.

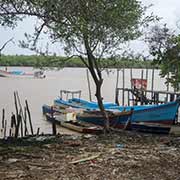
129;100;179;125
130;122;171;134
45;113;103;134
55;97;180;126
54;98;117;110
76;110;132;129
42;104;83;115
0;69;45;78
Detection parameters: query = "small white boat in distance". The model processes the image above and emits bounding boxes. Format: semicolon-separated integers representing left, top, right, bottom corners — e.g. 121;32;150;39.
0;69;46;78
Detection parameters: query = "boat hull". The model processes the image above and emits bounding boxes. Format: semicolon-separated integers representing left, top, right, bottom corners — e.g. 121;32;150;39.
77;111;132;129
54;98;180;126
131;122;171;134
45;113;103;134
0;69;45;78
130;101;179;125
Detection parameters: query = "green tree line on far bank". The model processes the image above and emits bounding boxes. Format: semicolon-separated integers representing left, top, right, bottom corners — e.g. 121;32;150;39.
0;55;158;69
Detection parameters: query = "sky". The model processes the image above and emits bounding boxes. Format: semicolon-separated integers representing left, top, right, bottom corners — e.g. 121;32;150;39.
0;0;180;55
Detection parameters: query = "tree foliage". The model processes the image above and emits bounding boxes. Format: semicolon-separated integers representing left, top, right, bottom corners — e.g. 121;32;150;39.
146;25;180;91
0;0;152;130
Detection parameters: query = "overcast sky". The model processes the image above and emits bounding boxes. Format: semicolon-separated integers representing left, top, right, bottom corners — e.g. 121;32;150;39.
0;0;180;55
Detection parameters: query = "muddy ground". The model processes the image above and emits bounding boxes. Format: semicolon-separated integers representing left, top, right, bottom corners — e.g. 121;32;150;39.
0;131;180;180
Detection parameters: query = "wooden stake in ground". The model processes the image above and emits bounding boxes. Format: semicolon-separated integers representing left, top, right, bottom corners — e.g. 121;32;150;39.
51;107;56;135
14;91;18;121
15;114;21;138
1;109;5;138
86;69;92;101
10;113;16;137
25;100;34;135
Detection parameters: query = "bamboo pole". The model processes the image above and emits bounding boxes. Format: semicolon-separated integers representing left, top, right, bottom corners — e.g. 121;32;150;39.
25;100;34;135
86;69;92;101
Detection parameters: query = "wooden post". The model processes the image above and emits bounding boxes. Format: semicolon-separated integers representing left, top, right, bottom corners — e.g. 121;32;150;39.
140;70;144;105
25;100;34;135
130;68;134;105
151;68;155;102
51;107;56;135
166;73;170;102
115;69;120;105
24;107;28;136
86;69;92;101
20;109;23;137
15;114;21;138
170;94;175;102
10;113;16;137
4;120;7;139
14;91;18;122
2;108;5;129
145;68;148;97
127;90;130;106
36;128;40;135
122;68;125;106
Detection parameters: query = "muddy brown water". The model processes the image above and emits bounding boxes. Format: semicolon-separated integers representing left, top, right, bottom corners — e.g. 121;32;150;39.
0;67;174;135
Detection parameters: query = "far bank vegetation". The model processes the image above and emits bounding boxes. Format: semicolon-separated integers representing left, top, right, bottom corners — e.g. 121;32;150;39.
0;55;157;69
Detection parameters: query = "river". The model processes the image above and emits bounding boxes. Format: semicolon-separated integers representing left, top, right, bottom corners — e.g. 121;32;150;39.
0;67;174;134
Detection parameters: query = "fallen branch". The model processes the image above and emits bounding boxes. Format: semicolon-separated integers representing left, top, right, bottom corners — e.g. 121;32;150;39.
70;154;100;164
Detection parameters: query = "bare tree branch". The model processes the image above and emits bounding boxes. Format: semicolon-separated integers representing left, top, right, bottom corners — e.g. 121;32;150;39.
0;38;14;56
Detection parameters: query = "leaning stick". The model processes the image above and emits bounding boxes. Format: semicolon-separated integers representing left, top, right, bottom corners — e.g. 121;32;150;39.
25;100;34;135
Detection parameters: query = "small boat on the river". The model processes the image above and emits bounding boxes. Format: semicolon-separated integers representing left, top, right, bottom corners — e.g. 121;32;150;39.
0;69;45;78
45;112;103;134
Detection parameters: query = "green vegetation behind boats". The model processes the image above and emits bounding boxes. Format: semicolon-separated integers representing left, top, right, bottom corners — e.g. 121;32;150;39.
0;55;157;69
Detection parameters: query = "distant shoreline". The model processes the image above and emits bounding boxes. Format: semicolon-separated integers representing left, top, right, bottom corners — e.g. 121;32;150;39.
0;55;158;69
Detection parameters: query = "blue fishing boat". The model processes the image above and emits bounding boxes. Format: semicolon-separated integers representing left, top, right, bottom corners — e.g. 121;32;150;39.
54;97;180;126
0;69;45;78
42;103;132;129
54;98;118;110
129;101;179;125
76;110;132;129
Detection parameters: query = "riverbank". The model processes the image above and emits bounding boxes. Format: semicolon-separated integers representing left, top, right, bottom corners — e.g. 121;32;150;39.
0;131;180;180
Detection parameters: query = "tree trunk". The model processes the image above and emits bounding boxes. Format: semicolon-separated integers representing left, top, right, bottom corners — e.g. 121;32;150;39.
83;37;110;132
95;81;110;132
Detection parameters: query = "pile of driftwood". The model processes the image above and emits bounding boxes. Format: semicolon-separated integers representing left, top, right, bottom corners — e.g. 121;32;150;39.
1;91;39;139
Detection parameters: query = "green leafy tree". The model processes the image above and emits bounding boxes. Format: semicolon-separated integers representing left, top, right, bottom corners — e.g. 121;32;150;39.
146;25;180;91
0;0;152;131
